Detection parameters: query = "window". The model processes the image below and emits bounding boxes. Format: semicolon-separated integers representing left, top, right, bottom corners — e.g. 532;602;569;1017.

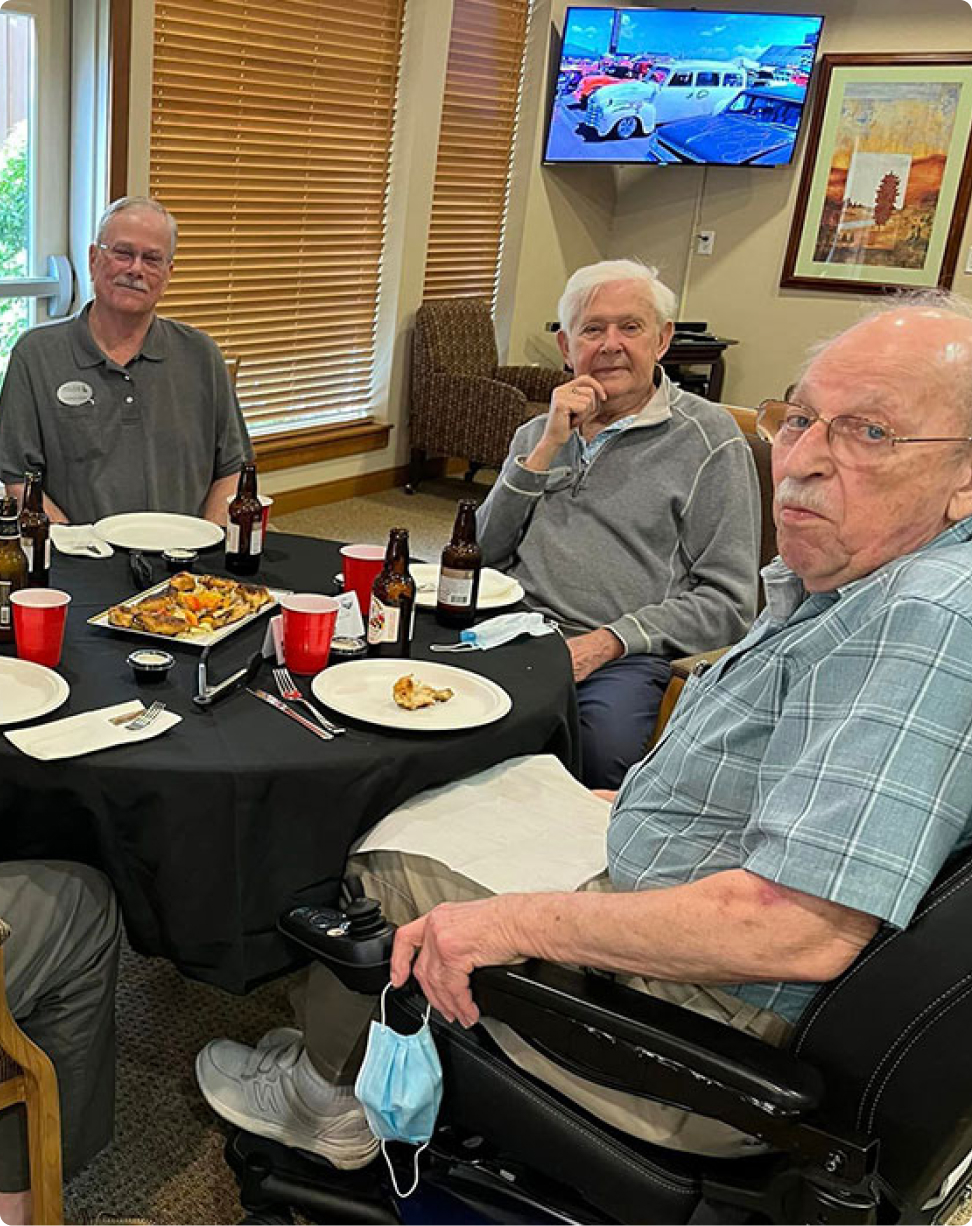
149;0;406;438
0;2;72;375
421;0;531;305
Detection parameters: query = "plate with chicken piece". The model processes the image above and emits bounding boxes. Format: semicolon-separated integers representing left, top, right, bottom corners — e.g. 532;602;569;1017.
311;659;511;731
88;573;287;648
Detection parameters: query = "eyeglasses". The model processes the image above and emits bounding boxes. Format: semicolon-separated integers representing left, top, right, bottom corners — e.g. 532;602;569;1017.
95;242;170;273
756;399;972;469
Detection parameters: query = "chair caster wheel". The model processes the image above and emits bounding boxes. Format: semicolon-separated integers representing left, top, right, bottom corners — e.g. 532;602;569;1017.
405;484;417;495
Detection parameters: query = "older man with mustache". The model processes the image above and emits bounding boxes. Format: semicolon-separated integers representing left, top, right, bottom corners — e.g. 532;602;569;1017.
196;293;972;1166
0;196;250;525
476;259;762;789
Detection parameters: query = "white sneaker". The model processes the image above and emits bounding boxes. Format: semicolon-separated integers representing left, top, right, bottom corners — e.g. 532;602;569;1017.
196;1036;378;1170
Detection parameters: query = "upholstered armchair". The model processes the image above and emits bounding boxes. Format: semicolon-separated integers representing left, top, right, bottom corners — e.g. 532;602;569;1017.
408;298;569;491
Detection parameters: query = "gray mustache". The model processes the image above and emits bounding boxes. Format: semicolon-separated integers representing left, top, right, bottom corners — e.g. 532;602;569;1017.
775;477;828;515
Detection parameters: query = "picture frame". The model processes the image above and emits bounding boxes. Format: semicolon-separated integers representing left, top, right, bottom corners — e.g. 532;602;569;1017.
781;53;972;294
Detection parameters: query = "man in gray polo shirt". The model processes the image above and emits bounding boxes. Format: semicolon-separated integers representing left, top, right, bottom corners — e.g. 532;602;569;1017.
0;196;251;524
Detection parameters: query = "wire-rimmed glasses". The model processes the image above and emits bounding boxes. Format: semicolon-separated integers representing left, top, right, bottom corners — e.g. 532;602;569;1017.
95;242;171;274
756;399;972;469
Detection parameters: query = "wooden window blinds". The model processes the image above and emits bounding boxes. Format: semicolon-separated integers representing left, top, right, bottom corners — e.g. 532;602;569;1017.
422;0;531;304
150;0;405;434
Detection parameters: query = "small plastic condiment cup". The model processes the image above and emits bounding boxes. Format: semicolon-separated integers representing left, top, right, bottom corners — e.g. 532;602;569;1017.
162;548;198;573
127;648;175;684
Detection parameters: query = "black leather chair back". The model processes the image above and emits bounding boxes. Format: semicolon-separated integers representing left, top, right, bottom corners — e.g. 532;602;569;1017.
790;845;972;1216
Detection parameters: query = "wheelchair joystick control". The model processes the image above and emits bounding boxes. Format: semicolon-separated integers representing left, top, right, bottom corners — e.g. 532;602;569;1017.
277;894;395;994
345;897;385;939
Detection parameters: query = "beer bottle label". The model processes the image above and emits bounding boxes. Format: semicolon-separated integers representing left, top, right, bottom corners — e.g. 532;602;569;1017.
226;522;263;555
0;580;10;629
438;567;476;608
22;539;50;571
367;594;400;644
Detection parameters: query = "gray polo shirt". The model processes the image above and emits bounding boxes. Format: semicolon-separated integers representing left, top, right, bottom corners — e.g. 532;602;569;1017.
0;305;252;523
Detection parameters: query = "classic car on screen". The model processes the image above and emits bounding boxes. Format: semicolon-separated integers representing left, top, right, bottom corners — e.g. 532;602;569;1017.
579;60;749;141
572;66;639;108
645;84;804;164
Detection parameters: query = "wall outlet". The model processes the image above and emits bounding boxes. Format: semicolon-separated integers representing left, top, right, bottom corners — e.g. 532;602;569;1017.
696;230;715;257
965;245;972;275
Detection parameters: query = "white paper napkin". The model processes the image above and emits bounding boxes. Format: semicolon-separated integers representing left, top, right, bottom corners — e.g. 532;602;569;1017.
5;700;181;760
354;754;609;894
50;524;114;558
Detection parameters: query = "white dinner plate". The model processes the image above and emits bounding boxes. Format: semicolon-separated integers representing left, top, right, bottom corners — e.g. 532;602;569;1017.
93;513;224;552
0;658;70;727
410;564;525;611
312;659;512;732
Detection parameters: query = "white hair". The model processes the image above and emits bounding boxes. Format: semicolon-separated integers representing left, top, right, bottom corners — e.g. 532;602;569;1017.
557;258;678;336
95;196;178;259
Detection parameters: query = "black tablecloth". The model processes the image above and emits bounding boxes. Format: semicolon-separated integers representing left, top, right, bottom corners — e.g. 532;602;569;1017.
1;533;579;991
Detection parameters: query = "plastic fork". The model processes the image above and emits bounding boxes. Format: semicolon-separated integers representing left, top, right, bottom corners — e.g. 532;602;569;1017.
123;701;166;731
272;667;346;735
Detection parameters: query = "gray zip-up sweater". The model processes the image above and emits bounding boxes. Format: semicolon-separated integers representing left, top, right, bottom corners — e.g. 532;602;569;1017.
476;374;761;658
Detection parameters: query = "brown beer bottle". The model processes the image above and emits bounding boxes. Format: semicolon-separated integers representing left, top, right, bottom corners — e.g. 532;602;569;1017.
367;527;416;657
435;499;482;629
19;470;51;588
0;495;28;643
225;462;262;576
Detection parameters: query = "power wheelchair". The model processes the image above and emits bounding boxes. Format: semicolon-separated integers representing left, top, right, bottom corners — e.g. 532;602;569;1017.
225;845;972;1225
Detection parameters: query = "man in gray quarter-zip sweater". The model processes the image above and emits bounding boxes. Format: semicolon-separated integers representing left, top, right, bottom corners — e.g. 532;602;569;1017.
477;259;761;789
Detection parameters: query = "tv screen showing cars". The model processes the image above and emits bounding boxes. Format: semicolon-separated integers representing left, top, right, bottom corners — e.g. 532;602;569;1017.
544;7;824;166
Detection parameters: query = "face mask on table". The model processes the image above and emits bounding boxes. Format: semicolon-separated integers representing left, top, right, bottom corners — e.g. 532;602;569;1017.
354;983;444;1197
430;611;559;652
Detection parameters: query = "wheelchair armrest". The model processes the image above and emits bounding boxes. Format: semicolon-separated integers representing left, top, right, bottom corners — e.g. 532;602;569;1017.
469;961;823;1133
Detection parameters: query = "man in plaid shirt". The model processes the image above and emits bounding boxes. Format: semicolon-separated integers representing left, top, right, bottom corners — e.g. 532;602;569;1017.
199;294;972;1162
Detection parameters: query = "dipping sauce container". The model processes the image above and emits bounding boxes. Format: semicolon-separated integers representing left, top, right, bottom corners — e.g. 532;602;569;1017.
127;648;175;683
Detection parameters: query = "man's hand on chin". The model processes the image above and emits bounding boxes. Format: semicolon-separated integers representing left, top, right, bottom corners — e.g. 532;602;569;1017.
568;627;624;683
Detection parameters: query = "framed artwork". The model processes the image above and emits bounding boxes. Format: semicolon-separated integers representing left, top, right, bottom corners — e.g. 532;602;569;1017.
781;53;972;294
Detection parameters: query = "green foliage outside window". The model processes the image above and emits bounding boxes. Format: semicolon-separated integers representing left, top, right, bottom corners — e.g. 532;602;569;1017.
0;121;29;376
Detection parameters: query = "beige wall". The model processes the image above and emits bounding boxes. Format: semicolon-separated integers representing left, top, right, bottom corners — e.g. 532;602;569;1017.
128;0;972;494
507;0;972;406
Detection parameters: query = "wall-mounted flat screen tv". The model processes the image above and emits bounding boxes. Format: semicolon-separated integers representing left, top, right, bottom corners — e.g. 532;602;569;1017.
544;7;824;166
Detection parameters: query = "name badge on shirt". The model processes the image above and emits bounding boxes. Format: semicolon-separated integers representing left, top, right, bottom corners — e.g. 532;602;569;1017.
57;381;94;406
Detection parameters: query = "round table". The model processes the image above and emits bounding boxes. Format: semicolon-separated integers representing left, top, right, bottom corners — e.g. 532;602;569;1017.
1;532;579;991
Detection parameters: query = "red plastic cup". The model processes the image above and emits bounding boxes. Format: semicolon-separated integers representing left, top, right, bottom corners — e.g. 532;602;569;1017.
280;593;339;676
259;494;273;535
340;544;385;618
11;588;72;668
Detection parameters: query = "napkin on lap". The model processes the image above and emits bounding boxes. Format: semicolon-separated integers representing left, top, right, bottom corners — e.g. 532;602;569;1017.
354;754;609;894
5;700;181;760
50;525;114;558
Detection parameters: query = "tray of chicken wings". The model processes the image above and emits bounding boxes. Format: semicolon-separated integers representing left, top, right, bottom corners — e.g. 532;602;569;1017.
88;572;286;649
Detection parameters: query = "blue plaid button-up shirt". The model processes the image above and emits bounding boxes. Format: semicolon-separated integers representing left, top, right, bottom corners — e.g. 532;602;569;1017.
609;519;972;1023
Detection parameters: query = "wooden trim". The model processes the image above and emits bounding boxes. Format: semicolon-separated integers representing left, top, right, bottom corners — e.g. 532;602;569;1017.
271;464;409;515
108;0;132;200
253;419;392;474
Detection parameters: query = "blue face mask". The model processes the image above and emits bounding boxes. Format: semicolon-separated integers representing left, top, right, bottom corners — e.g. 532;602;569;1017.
430;611;558;652
354;985;443;1197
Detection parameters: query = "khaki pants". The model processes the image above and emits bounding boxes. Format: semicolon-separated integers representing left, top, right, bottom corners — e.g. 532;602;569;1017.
296;849;791;1158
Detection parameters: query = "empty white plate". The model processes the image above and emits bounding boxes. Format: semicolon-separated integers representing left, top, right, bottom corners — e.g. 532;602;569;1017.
0;658;70;726
410;564;524;610
312;658;511;732
93;513;224;552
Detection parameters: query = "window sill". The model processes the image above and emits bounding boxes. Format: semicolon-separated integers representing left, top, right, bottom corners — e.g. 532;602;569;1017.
252;418;392;473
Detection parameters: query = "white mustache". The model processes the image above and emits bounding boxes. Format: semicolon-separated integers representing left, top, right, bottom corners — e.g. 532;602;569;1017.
115;277;146;292
775;477;828;515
